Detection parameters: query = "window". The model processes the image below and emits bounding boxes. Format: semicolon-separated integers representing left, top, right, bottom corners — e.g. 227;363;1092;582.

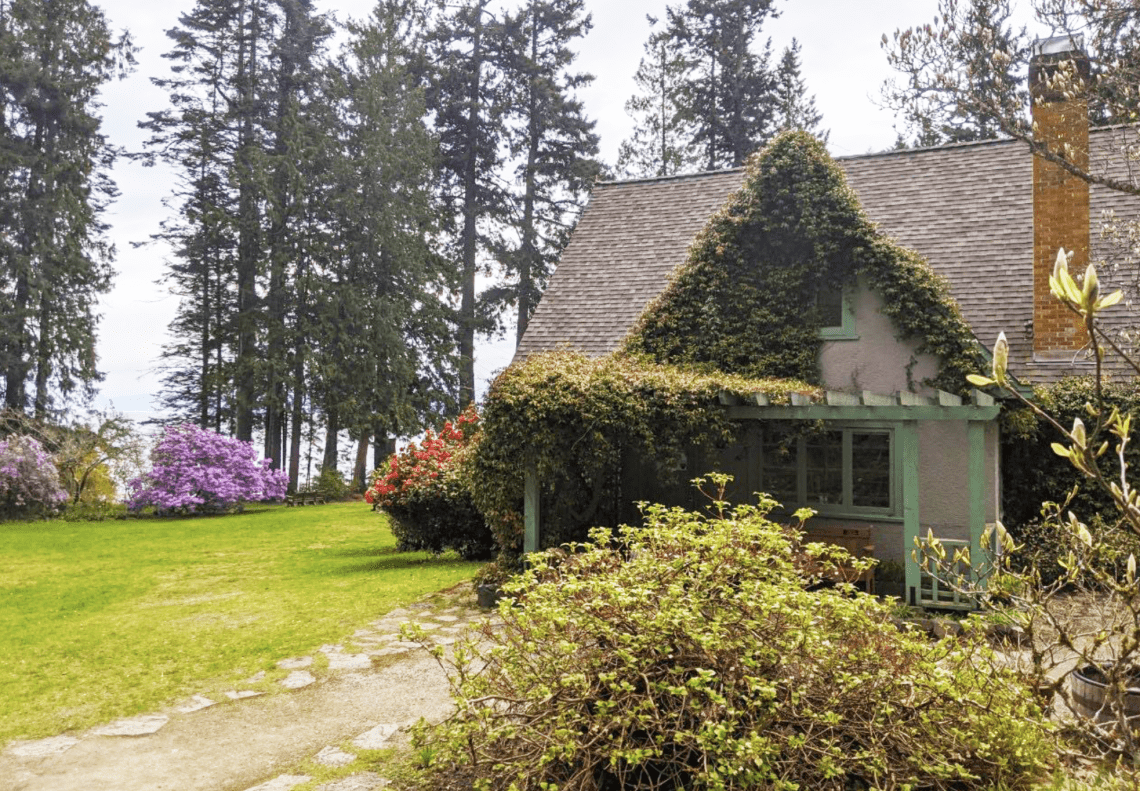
760;424;897;517
817;285;857;340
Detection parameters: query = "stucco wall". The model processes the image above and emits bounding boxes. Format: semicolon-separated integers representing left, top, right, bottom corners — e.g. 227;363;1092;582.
818;278;942;396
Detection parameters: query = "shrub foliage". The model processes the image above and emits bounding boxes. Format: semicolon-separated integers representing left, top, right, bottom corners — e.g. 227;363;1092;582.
0;435;67;520
126;424;287;514
367;406;494;560
624;132;984;393
413;488;1053;791
1001;376;1140;528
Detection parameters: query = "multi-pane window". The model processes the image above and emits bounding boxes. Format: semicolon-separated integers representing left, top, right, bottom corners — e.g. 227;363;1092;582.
761;424;895;516
851;431;891;508
806;429;843;505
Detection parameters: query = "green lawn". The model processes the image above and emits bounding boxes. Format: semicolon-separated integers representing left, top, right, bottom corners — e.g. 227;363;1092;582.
0;502;480;745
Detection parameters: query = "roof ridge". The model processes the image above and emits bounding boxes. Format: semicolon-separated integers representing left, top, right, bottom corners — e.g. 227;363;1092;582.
599;125;1137;188
596;167;745;187
836;136;1022;161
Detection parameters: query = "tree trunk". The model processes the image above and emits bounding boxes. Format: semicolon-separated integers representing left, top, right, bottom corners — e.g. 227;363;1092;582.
234;0;262;442
374;429;395;470
32;292;51;417
515;11;541;347
200;236;212;428
263;0;300;466
352;434;369;491
288;375;304;491
457;3;485;407
4;268;29;411
322;407;339;474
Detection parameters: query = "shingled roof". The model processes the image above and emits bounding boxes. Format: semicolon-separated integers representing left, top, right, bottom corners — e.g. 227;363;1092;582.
517;128;1140;384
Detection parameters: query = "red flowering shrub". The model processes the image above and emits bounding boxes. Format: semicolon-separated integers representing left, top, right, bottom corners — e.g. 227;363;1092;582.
366;406;494;560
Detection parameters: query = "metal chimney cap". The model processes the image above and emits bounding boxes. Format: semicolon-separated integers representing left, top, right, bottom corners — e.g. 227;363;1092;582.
1032;34;1085;57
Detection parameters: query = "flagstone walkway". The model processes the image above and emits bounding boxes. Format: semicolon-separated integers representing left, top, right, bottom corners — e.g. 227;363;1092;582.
0;586;496;791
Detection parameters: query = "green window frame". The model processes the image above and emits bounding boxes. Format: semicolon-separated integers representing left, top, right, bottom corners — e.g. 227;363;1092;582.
818;286;858;340
760;422;899;519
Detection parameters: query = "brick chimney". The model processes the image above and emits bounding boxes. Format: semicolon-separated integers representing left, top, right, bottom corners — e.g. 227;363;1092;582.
1030;35;1090;356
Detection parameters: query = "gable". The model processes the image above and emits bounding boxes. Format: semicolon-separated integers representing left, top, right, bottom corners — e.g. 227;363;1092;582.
618;133;983;394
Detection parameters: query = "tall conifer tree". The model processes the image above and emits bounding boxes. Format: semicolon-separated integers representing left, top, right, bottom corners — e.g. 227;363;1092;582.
427;0;509;406
773;39;827;141
308;0;455;486
262;0;330;465
616;19;699;178
500;0;600;345
0;0;134;416
667;0;778;170
142;0;245;432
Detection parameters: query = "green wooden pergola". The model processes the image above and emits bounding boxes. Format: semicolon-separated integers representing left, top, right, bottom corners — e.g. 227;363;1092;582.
524;388;1000;608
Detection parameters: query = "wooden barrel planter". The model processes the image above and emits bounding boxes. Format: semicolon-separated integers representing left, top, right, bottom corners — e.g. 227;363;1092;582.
1070;664;1140;723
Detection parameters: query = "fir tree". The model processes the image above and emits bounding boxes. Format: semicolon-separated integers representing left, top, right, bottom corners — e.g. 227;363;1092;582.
616;18;700;178
666;0;778;170
141;0;246;432
773;39;827;142
0;0;135;415
261;0;331;466
500;0;600;345
307;0;456;486
427;0;510;406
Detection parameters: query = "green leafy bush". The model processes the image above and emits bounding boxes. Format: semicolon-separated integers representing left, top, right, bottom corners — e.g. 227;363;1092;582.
413;486;1054;791
1002;377;1140;530
314;465;348;501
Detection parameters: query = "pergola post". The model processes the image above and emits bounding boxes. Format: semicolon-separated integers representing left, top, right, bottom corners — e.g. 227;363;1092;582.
524;464;540;555
900;420;921;605
967;421;987;588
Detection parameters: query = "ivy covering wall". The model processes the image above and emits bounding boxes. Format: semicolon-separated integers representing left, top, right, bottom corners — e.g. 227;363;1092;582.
467;351;816;559
624;132;985;394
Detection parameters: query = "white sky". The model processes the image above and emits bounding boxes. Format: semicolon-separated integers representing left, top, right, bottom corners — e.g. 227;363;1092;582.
87;0;1047;426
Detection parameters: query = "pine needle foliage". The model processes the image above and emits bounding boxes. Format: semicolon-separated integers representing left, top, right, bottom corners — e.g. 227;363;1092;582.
624;132;985;394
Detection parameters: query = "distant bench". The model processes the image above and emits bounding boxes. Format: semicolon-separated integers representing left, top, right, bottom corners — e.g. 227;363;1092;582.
285;491;328;506
801;524;875;594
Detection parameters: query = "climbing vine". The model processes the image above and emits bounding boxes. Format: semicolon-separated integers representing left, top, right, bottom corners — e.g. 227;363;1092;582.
465;350;817;565
624;132;985;394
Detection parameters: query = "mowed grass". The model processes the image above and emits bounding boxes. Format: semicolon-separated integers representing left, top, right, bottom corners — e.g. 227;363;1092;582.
0;502;480;745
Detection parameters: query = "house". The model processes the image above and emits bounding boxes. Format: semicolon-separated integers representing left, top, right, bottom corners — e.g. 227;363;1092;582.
511;37;1140;608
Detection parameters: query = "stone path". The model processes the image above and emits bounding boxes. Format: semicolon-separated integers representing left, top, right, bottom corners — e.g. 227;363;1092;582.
0;587;497;791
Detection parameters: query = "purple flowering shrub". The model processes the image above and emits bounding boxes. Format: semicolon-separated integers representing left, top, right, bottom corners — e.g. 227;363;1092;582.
126;424;288;514
0;435;68;520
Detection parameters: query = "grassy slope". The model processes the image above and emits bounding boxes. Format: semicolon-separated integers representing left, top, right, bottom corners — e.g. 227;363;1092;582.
0;502;479;744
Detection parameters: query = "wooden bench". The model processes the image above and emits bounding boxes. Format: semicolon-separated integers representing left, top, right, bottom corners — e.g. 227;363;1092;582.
801;525;875;594
285;492;328;507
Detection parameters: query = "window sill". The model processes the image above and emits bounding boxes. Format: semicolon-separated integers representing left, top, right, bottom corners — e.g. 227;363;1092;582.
771;505;902;523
